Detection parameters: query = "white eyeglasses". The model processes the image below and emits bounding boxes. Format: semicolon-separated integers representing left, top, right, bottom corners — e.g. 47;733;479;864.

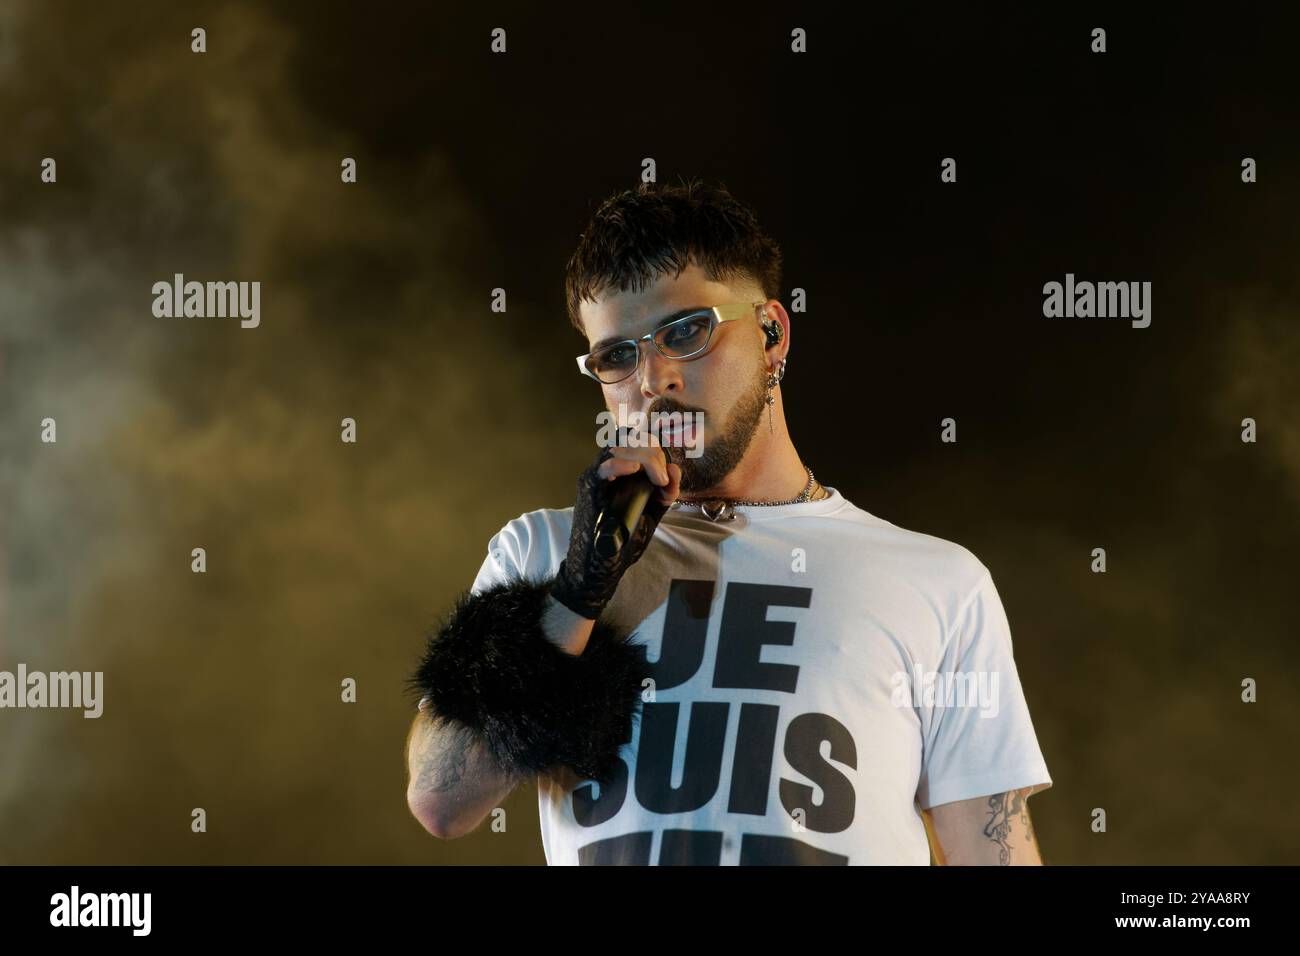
576;301;767;384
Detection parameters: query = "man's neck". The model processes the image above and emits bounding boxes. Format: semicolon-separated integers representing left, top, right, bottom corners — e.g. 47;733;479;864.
681;419;812;503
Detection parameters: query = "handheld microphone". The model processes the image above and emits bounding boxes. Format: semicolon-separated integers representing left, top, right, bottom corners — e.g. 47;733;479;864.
594;469;657;558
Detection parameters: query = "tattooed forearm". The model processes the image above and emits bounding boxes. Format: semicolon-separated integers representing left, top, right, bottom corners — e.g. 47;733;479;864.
925;787;1042;865
982;790;1030;865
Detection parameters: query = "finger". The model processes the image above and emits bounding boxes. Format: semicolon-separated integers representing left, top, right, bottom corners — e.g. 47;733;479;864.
637;431;670;486
649;456;669;486
608;446;668;486
644;431;670;486
598;457;634;481
663;462;682;501
655;464;679;504
598;455;644;481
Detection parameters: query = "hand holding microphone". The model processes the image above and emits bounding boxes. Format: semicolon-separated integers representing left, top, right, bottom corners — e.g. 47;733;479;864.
548;428;682;621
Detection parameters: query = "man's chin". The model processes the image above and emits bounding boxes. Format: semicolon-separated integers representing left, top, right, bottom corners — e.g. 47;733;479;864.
676;456;726;495
663;444;699;472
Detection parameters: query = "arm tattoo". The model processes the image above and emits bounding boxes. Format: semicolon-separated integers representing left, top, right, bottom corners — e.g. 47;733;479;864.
982;790;1033;865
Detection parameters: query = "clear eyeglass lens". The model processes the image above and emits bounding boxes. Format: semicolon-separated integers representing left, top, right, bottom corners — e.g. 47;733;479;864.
588;342;639;383
586;313;715;383
654;313;714;357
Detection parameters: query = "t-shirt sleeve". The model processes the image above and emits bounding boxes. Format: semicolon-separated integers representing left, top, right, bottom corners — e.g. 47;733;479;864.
914;566;1053;810
469;520;527;596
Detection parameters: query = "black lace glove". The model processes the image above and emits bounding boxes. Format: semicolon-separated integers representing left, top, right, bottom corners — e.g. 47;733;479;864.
548;442;672;620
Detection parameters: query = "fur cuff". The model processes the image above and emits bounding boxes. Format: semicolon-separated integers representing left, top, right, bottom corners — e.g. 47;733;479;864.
407;575;650;787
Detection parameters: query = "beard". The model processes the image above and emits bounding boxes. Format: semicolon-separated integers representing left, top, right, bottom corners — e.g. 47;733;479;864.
657;357;768;495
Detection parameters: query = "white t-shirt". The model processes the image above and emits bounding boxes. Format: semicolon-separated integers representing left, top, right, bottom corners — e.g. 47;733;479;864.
469;486;1052;865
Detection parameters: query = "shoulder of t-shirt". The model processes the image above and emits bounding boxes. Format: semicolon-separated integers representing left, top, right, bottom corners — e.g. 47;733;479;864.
832;498;993;615
483;504;575;579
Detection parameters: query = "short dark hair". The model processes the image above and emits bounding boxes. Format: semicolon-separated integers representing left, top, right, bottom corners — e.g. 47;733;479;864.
563;177;784;338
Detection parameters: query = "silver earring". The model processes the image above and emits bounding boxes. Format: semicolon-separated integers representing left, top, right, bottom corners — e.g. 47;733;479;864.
765;359;786;434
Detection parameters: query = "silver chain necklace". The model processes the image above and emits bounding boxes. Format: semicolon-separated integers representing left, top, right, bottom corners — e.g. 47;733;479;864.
670;466;819;522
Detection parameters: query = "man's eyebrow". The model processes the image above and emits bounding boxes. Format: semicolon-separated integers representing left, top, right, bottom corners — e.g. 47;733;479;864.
589;306;711;352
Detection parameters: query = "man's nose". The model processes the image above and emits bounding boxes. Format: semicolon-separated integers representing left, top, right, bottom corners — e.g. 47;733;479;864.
638;342;682;397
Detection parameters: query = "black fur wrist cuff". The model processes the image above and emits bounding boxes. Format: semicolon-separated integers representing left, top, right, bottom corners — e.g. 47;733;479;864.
407;575;650;788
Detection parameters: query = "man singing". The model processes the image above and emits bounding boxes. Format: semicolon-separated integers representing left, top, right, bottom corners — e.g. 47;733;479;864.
405;179;1052;865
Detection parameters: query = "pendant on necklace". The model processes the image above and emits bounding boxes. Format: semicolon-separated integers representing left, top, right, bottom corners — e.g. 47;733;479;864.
700;499;735;522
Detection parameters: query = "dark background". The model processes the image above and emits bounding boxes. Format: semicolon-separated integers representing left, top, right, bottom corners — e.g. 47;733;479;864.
1;2;1296;864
